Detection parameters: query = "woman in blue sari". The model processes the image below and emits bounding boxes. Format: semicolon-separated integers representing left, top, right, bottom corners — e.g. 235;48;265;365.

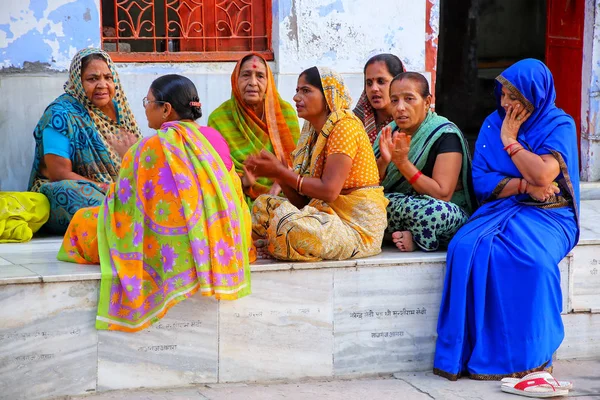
433;59;579;381
28;48;140;234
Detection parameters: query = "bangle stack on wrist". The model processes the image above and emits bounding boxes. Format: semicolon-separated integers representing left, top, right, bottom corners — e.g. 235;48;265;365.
504;142;524;157
296;174;305;195
517;178;529;194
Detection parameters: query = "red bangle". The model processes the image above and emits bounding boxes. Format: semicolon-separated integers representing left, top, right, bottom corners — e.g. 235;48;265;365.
298;177;305;195
518;178;524;194
295;174;302;192
408;170;422;185
503;142;520;152
510;147;524;157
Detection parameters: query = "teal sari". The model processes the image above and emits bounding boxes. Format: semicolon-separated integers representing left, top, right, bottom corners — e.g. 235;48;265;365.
373;111;474;251
28;48;140;234
373;111;473;213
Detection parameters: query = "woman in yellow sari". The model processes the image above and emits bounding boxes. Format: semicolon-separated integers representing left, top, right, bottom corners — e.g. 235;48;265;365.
247;67;388;261
208;53;300;203
58;75;254;332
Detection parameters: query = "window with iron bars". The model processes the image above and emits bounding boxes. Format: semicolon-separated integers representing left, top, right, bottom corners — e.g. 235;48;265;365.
101;0;273;62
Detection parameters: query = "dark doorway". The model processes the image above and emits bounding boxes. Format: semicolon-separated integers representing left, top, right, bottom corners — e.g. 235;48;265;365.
435;0;547;147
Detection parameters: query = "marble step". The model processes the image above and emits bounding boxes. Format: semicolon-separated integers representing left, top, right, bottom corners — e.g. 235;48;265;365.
581;181;600;201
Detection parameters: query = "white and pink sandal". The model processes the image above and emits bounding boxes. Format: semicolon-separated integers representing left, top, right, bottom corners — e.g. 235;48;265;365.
501;371;570;398
502;375;573;391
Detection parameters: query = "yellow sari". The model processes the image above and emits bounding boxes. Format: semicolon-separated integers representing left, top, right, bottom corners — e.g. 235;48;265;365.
0;192;49;243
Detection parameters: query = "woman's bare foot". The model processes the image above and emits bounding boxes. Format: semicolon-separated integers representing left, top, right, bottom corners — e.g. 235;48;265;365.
254;239;274;259
392;231;416;252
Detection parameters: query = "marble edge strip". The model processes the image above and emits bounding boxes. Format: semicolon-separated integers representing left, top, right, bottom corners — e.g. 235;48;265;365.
576;238;600;246
0;246;583;283
36;271;103;283
0;265;43;285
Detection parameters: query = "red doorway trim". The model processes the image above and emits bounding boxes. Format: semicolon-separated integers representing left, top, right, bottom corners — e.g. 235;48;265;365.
425;0;439;107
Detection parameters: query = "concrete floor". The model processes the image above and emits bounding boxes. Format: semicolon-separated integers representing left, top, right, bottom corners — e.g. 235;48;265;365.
65;359;600;400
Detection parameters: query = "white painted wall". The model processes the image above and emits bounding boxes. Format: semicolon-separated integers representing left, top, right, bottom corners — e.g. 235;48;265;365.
0;0;432;191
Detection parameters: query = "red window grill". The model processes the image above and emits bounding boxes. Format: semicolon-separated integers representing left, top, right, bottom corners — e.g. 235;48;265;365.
101;0;273;62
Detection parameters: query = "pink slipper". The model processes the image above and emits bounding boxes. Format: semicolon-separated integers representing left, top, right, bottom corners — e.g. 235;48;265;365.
501;371;569;398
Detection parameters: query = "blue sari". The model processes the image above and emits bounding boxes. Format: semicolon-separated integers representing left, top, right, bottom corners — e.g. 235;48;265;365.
433;59;580;380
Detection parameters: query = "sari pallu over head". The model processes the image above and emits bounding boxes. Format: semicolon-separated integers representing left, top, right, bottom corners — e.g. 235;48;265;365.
207;53;300;200
372;112;475;215
292;67;364;177
59;121;252;332
473;58;580;226
28;48;141;190
353;91;394;145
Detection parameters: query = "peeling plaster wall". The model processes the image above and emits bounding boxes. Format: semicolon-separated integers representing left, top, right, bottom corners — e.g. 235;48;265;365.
276;0;426;73
581;0;600;182
0;63;236;191
0;0;433;191
274;0;430;113
0;0;101;70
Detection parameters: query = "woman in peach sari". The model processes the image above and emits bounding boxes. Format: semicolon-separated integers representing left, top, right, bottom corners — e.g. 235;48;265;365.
58;75;254;332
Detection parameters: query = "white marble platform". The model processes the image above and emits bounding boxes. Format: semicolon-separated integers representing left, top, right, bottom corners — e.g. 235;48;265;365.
0;201;599;400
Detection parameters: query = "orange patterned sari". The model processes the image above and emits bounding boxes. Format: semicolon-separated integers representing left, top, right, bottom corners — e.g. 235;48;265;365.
58;121;254;332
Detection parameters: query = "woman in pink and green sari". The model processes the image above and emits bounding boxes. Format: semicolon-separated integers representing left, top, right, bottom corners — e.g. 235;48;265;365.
58;75;254;332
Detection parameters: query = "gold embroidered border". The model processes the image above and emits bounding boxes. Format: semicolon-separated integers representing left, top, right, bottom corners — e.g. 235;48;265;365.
550;150;579;223
519;196;570;209
434;362;552;382
433;368;461;381
485;177;511;203
469;363;552;381
496;76;535;114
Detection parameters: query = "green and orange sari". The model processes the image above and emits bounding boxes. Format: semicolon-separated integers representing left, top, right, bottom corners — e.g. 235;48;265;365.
58;121;254;332
207;53;300;203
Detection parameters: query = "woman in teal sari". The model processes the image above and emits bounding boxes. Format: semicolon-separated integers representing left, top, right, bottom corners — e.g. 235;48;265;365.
434;59;579;382
373;72;474;252
28;48;140;234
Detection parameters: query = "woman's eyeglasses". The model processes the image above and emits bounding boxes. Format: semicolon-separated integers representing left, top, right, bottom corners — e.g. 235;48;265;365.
143;97;167;108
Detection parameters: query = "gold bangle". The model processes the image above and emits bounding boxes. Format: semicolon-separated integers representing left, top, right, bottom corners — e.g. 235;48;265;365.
295;174;302;192
298;177;305;195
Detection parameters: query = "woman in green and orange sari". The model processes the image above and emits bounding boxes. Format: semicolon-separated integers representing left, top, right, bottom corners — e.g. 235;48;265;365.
208;53;300;203
58;75;254;332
